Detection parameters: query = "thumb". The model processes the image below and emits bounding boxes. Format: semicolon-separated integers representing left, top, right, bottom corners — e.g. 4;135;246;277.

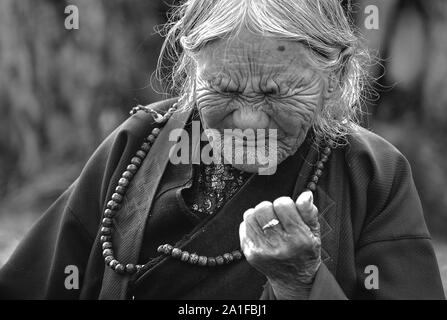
295;190;320;237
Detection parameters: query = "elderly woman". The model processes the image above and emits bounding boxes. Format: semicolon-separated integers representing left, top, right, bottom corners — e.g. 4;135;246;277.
0;0;444;300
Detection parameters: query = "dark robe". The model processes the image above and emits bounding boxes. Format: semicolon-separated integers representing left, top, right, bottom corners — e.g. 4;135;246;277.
0;98;444;300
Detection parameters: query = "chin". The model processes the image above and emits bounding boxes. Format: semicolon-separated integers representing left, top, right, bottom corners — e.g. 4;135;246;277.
220;147;283;176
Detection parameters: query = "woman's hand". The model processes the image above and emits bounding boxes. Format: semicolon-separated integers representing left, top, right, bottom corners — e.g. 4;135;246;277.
239;191;321;299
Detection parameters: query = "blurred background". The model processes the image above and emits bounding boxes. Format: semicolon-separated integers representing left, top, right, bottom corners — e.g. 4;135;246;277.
0;0;446;294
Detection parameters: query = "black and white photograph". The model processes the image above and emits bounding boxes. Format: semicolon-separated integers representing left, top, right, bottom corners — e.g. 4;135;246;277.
0;0;446;306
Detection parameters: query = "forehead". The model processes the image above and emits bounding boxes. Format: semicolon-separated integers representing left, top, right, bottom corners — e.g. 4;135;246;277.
195;31;314;79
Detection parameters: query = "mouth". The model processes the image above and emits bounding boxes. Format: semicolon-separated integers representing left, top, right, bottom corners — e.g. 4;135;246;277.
223;131;276;151
231;108;270;130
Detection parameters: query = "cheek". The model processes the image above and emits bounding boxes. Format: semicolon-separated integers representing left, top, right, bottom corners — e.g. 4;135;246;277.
269;88;324;137
270;98;317;136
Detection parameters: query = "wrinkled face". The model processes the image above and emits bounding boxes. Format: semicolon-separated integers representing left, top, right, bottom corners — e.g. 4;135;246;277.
194;30;329;173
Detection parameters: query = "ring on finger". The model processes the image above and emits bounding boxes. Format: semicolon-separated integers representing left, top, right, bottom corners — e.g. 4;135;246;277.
261;218;280;231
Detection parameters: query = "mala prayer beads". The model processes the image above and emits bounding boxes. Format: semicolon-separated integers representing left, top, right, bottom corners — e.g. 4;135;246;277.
99;103;178;275
100;101;333;275
156;244;243;267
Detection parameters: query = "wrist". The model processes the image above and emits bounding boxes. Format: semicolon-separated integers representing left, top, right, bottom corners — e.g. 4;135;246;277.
267;261;321;300
268;278;313;300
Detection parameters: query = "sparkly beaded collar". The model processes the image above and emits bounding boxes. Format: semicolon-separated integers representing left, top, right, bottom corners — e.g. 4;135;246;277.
99;102;332;275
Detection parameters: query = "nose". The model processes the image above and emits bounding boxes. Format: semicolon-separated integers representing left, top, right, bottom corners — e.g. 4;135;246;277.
232;107;269;129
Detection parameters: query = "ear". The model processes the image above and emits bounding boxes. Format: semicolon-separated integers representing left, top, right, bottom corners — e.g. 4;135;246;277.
323;46;354;99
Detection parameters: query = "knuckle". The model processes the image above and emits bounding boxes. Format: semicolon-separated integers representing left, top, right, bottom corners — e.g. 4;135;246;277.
272;196;294;211
255;201;272;211
243;208;255;220
273;196;294;207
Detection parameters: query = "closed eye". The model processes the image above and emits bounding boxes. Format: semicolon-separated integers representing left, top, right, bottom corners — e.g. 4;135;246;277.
264;88;278;96
213;87;240;97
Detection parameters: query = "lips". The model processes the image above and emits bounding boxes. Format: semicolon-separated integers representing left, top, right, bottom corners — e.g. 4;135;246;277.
232;108;270;130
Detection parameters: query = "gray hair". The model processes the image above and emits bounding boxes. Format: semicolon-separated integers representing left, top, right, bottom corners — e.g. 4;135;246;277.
157;0;370;144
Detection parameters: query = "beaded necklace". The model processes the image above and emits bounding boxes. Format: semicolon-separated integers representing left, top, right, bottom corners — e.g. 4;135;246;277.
100;101;332;275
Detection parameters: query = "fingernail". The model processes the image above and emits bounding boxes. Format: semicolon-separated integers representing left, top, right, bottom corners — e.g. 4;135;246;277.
304;190;313;210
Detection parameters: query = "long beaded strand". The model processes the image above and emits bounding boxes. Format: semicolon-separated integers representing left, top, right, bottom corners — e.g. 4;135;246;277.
100;102;332;275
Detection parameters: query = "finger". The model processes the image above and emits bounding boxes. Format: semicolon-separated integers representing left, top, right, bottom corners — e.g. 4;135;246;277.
243;207;265;238
295;190;320;237
272;196;306;232
253;201;284;233
244;207;267;239
239;221;256;254
239;221;249;251
241;216;264;251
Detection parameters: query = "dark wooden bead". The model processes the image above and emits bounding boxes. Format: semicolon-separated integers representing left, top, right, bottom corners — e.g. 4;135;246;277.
312;175;319;183
189;253;199;264
109;260;119;268
168;107;176;113
141;142;151;152
118;178;129;187
323;147;331;155
104;256;114;265
315;169;323;177
127;164;138;174
107;200;120;210
136;150;146;159
232;250;243;260
115;185;126;194
102;249;114;258
180;251;190;262
122;171;133;180
307;182;317;191
126;264;137;274
172;248;183;259
102;242;113;250
163;244;173;254
111;193;123;203
152;128;160;136
223;253;233;264
198;256;208;266
100;235;111;243
131;157;142;166
101;227;112;235
215;256;224;266
207;257;217;267
102;218;113;227
316;161;324;170
321;155;328;162
147;135;155;143
104;209;115;218
157;245;165;253
115;264;125;274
